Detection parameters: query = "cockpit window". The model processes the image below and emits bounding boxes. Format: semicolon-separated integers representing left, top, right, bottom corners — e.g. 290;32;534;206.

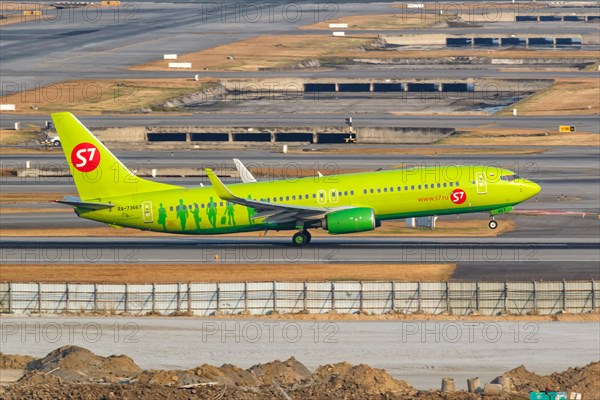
500;174;520;182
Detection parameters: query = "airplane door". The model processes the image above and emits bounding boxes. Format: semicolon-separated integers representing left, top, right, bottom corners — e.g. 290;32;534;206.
329;189;339;204
142;201;153;223
317;190;327;205
476;172;487;194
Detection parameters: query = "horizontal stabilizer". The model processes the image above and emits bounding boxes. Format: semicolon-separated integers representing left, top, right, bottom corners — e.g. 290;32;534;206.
55;196;114;210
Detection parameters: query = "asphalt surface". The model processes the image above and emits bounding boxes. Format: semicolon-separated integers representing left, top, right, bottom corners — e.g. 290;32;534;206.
1;1;597;91
1;234;598;281
1;317;599;390
2;114;600;131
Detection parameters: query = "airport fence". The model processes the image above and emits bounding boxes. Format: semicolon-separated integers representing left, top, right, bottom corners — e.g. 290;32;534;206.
0;281;597;316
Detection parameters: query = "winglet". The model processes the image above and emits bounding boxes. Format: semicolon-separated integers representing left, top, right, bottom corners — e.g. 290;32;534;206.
233;159;257;183
206;168;236;200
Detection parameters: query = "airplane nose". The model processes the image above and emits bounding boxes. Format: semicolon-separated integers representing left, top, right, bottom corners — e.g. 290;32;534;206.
522;180;541;199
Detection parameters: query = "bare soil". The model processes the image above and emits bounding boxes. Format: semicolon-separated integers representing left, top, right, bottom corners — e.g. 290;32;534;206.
0;78;217;115
0;2;43;25
303;146;545;155
132;34;600;72
497;78;600;116
441;128;599;147
131;35;377;72
0;193;70;204
1;346;597;400
493;362;600;400
0;263;456;283
301;14;437;30
0;129;41;145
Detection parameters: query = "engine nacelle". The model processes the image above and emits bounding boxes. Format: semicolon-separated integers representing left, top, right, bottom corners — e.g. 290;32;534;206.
323;207;376;234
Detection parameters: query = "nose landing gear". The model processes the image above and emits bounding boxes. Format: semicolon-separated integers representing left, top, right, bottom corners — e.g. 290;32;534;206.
488;218;498;230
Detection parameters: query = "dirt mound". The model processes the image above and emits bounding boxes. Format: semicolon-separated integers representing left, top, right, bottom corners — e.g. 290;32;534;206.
311;362;416;396
23;345;141;383
1;381;282;400
493;365;559;393
249;356;312;385
137;370;201;387
0;353;35;369
551;361;600;399
191;363;260;386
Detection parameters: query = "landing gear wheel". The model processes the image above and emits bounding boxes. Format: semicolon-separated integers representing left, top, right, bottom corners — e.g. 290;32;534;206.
304;230;312;244
488;220;498;230
292;231;308;246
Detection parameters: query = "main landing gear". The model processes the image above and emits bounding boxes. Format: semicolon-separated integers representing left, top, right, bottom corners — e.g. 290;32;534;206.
488;218;498;230
292;230;312;246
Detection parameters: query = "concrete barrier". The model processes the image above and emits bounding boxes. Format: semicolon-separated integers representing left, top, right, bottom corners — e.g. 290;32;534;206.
163;54;178;60
467;377;481;393
441;377;455;392
332;32;345;37
483;384;502;396
1;280;597;316
328;23;347;28
0;104;16;111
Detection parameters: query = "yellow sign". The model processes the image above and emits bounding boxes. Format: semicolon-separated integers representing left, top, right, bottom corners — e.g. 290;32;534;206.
559;125;575;132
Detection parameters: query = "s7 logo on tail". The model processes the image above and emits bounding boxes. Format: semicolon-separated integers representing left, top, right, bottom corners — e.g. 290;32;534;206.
71;143;101;172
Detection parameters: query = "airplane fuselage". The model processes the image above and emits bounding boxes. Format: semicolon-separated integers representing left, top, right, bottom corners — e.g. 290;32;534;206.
76;166;539;234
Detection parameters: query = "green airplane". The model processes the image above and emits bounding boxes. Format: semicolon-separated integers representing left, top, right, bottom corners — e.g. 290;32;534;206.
52;112;541;246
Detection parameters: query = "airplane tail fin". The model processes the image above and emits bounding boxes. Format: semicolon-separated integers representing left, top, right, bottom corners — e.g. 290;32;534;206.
51;112;179;201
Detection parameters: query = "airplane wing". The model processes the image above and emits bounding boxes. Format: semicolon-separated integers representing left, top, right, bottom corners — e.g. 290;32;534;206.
55;196;115;210
233;158;258;183
206;168;340;225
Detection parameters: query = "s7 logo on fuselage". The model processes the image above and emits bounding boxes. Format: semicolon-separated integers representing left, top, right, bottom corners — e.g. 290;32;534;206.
451;189;467;204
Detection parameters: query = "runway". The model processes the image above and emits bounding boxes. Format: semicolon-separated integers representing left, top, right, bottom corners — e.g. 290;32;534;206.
2;114;600;132
2;236;599;281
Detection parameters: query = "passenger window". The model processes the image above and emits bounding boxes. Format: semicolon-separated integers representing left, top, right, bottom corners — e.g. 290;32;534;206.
443;183;447;188
424;184;428;189
397;186;401;191
418;185;421;190
411;185;414;190
219;202;223;207
350;190;354;195
437;183;441;188
383;188;387;192
292;195;296;200
286;196;289;201
404;186;408;191
377;188;381;193
363;189;367;194
312;194;316;199
370;189;374;194
279;197;283;201
344;191;348;196
390;187;394;192
449;182;453;187
456;181;460;186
